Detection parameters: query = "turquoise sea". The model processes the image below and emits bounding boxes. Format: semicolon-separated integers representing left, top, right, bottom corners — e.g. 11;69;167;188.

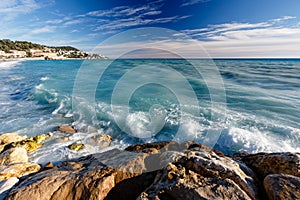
0;59;299;163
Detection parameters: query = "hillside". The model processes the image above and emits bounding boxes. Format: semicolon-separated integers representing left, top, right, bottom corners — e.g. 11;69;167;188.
0;39;105;59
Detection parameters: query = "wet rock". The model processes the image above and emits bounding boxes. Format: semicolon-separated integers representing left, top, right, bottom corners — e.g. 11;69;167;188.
92;134;112;147
58;126;76;134
0;147;28;166
68;142;85;151
0;133;27;153
0;177;19;200
5;140;42;152
28;133;53;144
236;152;300;178
0;163;41;181
264;174;300;200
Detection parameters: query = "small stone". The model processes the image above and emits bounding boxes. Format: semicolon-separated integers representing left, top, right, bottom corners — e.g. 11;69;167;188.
28;133;52;144
0;147;28;166
92;134;112;147
55;137;70;143
68;143;85;151
58;126;76;134
44;162;54;170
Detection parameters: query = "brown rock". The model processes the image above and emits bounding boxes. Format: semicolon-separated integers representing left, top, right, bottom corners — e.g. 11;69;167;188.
264;174;300;200
0;163;41;181
0;133;27;153
58;126;76;134
138;163;252;200
0;147;28;166
43;162;54;170
5;149;148;200
237;152;300;178
165;149;259;199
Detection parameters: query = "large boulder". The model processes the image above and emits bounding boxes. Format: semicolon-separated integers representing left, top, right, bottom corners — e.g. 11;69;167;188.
137;145;259;200
5;149;149;200
235;152;300;178
0;147;28;166
0;133;26;153
138;163;252;200
264;174;300;200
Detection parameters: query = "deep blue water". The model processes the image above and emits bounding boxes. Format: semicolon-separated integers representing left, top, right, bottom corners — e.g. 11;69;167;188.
0;59;299;163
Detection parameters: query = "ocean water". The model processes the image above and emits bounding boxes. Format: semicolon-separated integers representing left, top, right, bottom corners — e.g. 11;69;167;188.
0;59;299;163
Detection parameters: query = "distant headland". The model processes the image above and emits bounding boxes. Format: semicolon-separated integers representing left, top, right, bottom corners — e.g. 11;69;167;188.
0;39;106;60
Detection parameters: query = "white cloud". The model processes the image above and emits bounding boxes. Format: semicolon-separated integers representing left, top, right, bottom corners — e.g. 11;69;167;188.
0;0;40;20
180;16;300;57
181;0;210;7
31;26;56;34
88;16;300;58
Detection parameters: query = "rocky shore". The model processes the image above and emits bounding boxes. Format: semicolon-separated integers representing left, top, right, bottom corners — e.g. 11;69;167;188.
0;129;299;200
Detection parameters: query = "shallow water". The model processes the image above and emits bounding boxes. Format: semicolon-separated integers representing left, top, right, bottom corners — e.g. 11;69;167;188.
0;59;299;163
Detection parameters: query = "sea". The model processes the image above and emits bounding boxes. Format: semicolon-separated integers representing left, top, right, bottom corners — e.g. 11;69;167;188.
0;59;299;164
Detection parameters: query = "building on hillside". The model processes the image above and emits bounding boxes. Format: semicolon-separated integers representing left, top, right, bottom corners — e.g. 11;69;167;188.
10;50;27;58
0;50;27;58
30;49;44;57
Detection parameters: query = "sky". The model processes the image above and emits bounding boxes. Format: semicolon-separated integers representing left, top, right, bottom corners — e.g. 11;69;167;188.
1;0;300;58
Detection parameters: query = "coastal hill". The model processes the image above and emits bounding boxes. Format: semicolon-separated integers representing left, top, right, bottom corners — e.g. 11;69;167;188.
0;39;106;60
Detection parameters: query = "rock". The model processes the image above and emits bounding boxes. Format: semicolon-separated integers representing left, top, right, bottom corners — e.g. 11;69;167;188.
68;143;85;151
58;126;76;134
0;133;27;153
28;133;53;144
43;162;54;170
4;140;42;152
236;152;300;178
148;149;259;199
4;141;299;200
0;163;41;181
264;174;300;200
5;149;149;200
55;136;70;143
138;163;252;200
0;147;28;166
0;177;19;200
91;134;112;147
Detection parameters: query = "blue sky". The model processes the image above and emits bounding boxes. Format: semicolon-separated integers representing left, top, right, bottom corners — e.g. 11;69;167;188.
1;0;300;57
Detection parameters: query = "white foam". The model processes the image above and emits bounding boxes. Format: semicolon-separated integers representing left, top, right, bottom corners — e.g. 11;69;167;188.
40;77;49;81
219;127;300;153
0;60;21;69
